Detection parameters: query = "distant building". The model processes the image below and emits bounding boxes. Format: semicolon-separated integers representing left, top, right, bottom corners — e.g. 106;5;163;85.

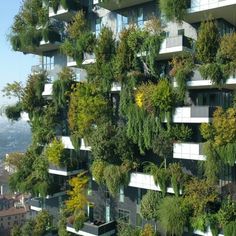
0;195;31;236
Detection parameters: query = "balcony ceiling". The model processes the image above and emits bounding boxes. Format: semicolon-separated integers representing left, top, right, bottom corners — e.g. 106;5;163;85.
185;4;236;26
97;0;153;11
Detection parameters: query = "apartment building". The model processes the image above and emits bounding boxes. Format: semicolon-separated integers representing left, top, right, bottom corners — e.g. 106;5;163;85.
9;0;236;235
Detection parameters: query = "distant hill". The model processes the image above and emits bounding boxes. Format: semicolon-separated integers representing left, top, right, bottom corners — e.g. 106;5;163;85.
0;116;31;160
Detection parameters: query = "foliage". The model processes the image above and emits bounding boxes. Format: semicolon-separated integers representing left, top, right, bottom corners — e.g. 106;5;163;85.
9;0;49;52
140;190;162;221
203;142;221;184
171;124;193;142
223;221;236;236
5;152;25;170
157;196;190;236
66;171;88;214
159;0;189;22
33;210;53;236
18;210;53;236
145;163;169;196
68;82;109;138
91;27;116;92
114;27;139;81
191;214;209;232
217;32;236;64
103;164;129;197
21;72;47;116
127;105;159;154
58;208;72;236
196;18;220;64
11;225;22;236
169;163;187;196
200;107;236;169
2;81;24;101
151;129;173;159
90;159;107;185
45;138;65;167
170;52;195;101
5;102;23;121
117;221;140;236
217;198;236;228
61;11;96;65
184;178;218;216
73;211;87;231
139;224;156;236
52;67;75;110
89;123;136;164
199;62;227;85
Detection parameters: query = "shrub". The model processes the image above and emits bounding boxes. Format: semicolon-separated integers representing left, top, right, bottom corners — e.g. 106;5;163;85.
196;18;219;64
158;196;190;236
140;224;156;236
140;190;162;221
90;160;107;185
5;102;22;121
159;0;189;22
45;138;65;167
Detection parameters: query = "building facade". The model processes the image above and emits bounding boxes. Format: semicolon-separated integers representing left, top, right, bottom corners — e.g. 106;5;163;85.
9;0;236;235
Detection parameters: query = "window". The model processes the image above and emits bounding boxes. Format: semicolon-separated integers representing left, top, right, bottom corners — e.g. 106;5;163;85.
118;209;130;223
8;216;11;220
119;186;124;202
137;8;144;28
178;29;185;36
136;213;143;227
95;18;101;38
87;179;92;196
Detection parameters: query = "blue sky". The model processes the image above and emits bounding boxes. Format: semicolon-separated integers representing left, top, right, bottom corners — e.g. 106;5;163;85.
0;1;38;105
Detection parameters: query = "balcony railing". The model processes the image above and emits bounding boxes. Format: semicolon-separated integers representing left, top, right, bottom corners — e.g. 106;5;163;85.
188;0;236;13
160;35;192;56
94;0;153;11
42;83;53;97
61;136;91;151
67;221;116;236
30;197;42;211
173;142;206;161
49;4;77;22
171;106;216;123
48;163;84;176
128;172;181;194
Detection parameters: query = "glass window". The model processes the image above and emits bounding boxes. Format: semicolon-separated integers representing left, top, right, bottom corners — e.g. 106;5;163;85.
118;209;130;223
106;202;110;223
136;213;143;227
119;186;124;202
95;18;101;38
137;8;144;28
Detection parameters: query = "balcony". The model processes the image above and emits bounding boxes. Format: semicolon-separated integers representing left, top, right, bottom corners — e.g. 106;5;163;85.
48;163;84;176
128;172;181;194
82;53;96;65
185;0;236;26
38;39;61;53
159;35;192;60
173;142;206;161
138;35;192;60
174;70;236;89
30;197;42;211
171;106;216;123
67;56;77;67
111;82;121;92
94;0;153;11
49;4;76;22
42;83;53;97
67;221;116;236
61;136;91;151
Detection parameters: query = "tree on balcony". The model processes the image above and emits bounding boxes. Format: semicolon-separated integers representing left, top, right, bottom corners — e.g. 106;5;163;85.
160;0;189;22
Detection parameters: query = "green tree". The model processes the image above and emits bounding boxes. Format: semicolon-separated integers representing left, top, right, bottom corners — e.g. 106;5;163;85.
140;190;162;221
157;196;190;236
196;18;220;63
159;0;189;22
2;81;24;101
184;178;218;216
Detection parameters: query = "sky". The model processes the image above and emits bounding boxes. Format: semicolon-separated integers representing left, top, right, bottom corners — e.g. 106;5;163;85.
0;1;38;106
